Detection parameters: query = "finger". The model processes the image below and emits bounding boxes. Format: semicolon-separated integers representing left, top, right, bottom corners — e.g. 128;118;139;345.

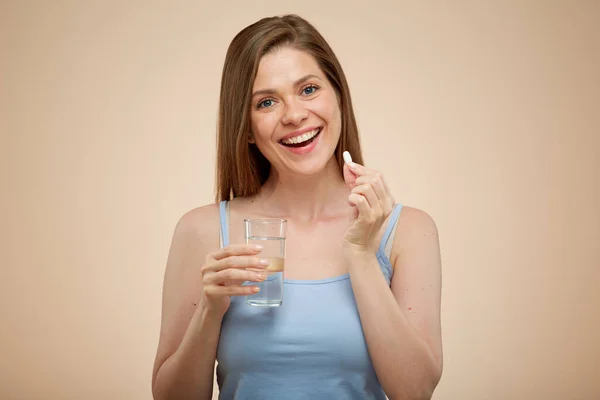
354;175;386;203
352;184;384;220
343;162;358;188
204;268;267;286
355;173;394;212
351;184;380;211
204;284;260;297
345;161;373;177
207;256;270;272
210;244;263;261
348;192;373;219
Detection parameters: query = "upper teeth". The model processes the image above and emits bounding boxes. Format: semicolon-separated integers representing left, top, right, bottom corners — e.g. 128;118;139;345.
281;128;320;145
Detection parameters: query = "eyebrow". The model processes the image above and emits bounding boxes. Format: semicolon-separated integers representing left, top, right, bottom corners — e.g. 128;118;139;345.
251;74;322;98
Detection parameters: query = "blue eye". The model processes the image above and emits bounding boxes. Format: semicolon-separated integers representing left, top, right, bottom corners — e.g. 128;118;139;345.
302;85;318;95
257;99;274;109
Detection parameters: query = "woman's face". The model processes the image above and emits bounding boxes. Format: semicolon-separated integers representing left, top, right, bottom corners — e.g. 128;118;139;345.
249;47;342;178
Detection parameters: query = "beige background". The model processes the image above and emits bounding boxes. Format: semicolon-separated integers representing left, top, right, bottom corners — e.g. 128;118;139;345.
2;1;599;399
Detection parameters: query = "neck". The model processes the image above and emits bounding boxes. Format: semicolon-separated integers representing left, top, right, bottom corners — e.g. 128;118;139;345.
255;159;349;222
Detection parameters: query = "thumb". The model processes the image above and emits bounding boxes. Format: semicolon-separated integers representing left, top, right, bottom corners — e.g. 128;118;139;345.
343;162;358;188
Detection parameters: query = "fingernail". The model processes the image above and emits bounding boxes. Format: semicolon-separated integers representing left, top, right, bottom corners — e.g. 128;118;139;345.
252;287;260;293
257;272;267;280
259;259;270;266
253;244;263;250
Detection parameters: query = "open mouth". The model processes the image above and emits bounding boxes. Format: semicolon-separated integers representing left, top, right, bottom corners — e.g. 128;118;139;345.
279;128;322;148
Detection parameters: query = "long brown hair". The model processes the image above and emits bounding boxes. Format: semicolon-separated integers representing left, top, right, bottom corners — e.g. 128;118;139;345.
215;14;364;202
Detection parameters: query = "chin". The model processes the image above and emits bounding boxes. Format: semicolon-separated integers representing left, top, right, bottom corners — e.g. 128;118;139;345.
289;153;335;177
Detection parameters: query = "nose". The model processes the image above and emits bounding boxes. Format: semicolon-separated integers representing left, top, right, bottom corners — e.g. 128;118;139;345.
281;98;308;125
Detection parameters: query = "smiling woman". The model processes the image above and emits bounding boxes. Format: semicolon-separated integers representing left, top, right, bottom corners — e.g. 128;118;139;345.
215;16;364;200
249;48;340;170
151;14;443;400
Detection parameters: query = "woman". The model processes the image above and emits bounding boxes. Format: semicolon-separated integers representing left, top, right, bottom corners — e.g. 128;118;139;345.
152;14;443;400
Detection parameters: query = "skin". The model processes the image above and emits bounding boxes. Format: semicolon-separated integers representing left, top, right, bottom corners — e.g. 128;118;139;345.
151;47;443;400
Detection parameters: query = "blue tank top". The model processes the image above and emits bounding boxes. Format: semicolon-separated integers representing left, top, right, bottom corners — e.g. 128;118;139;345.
216;200;403;399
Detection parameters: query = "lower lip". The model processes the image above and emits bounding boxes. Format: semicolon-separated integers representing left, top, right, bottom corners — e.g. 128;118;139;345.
280;130;322;155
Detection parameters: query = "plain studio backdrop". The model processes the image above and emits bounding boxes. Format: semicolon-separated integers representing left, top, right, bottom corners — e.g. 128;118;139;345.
1;1;599;399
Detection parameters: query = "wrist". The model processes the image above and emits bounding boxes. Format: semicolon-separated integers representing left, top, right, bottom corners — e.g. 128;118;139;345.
343;247;376;267
197;297;226;322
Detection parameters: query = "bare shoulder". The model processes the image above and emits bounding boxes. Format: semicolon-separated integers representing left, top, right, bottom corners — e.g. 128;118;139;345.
391;205;440;265
173;203;221;242
397;206;439;241
162;202;222;301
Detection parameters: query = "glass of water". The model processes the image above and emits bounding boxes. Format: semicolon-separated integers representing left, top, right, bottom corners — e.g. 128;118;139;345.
244;218;287;307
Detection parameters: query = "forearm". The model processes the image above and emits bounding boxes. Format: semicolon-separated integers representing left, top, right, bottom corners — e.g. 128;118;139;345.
347;253;441;400
152;303;223;400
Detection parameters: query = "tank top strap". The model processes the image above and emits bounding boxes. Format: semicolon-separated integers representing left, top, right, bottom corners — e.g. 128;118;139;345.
376;203;403;283
219;200;230;248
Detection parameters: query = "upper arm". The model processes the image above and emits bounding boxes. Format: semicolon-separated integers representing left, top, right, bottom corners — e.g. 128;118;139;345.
151;205;219;386
390;206;443;369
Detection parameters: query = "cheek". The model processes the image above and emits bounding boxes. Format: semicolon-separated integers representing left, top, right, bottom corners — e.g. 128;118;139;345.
251;113;279;140
311;94;340;125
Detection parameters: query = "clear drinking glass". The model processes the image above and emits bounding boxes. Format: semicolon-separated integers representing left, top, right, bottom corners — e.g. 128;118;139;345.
244;218;287;307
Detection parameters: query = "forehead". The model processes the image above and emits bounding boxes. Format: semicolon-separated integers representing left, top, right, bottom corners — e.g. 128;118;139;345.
253;47;324;90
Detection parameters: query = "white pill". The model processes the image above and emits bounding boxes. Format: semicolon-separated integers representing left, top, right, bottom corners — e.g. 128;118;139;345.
343;151;353;164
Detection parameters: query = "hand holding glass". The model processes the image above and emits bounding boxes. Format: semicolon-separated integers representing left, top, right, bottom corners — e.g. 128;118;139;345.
244;218;287;307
